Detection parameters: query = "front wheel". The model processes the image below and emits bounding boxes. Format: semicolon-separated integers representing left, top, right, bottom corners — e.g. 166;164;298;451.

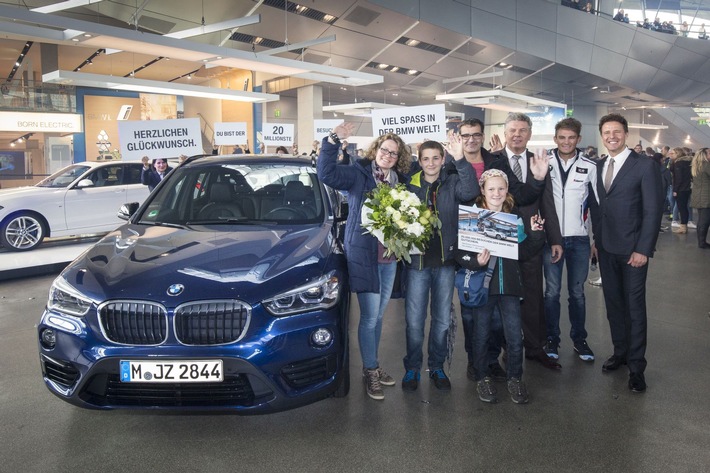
0;212;46;251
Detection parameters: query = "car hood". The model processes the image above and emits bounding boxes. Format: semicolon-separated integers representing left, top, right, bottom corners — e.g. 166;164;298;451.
63;223;337;305
0;185;52;199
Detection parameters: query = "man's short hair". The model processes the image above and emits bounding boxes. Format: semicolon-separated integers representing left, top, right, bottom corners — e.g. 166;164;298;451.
555;117;582;136
505;113;532;129
418;140;445;159
598;113;628;133
458;118;484;133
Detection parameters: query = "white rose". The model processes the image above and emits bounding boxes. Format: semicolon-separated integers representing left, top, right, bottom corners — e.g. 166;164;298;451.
406;222;424;237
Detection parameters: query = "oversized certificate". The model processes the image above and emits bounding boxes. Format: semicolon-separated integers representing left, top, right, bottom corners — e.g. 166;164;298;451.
458;204;520;260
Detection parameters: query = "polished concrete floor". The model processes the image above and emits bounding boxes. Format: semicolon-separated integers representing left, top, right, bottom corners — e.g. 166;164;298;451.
1;229;708;473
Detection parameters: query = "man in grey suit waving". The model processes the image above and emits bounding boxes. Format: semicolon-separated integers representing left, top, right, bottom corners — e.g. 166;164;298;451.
589;114;663;393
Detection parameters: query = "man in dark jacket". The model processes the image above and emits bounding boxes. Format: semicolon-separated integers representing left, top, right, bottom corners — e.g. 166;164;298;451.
490;113;563;371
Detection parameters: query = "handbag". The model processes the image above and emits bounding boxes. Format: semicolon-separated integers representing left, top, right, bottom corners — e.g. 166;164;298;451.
455;255;497;308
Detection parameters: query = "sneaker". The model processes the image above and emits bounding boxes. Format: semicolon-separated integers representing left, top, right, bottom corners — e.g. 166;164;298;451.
401;370;420;392
363;368;384;400
588;276;602;287
574;340;595;361
466;361;476;381
375;366;395;386
671;220;680;228
688;221;697;229
659;225;669;231
507;378;529;404
544;339;559;360
487;362;507;382
476;377;498;403
429;369;452;390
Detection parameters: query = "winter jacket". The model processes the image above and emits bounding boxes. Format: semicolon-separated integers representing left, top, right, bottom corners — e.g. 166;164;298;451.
672;156;692;193
691;159;710;208
457;207;545;298
317;137;406;293
406;158;479;269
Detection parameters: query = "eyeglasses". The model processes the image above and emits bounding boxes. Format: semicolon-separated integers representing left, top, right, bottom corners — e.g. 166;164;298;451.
460;133;483;140
379;147;399;158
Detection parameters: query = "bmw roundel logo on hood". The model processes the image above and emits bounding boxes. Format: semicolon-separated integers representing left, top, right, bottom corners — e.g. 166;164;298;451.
167;284;185;296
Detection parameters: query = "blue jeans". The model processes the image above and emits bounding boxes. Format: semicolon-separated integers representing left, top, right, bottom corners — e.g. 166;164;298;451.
356;261;397;370
461;304;504;366
543;236;590;346
404;265;455;371
473;295;523;381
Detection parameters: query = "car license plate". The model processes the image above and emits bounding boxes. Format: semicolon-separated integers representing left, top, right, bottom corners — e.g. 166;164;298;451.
119;360;223;383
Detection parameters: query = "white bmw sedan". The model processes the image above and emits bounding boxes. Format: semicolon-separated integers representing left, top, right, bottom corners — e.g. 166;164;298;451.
0;161;150;251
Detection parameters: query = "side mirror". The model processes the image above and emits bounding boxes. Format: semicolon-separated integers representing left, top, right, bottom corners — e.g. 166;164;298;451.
76;179;95;188
117;202;140;220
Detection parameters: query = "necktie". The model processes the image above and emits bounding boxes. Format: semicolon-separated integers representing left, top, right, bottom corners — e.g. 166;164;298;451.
604;157;615;192
512;155;523;182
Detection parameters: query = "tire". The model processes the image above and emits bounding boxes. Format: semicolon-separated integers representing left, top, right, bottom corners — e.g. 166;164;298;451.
333;295;350;398
0;212;46;251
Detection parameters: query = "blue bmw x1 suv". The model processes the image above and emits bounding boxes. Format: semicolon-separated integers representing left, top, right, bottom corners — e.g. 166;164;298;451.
38;155;350;413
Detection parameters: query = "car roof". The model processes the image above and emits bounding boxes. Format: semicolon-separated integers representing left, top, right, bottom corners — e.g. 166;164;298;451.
182;154;315;167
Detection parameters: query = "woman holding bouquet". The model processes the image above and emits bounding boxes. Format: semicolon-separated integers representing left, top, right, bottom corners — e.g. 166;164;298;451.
401;137;479;392
317;123;412;400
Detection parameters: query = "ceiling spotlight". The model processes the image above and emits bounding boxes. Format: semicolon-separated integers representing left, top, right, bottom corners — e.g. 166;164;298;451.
390;66;399;72
406;69;418;75
405;39;420;47
377;63;389;69
323;14;335;22
187;74;192;79
499;62;508;67
591;86;598;90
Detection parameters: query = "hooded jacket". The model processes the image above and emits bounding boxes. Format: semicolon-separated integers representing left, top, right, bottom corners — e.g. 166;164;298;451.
406;158;479;269
317;137;406;293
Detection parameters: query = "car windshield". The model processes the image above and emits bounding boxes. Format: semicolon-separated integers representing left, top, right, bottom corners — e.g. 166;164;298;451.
137;162;326;225
36;165;91;188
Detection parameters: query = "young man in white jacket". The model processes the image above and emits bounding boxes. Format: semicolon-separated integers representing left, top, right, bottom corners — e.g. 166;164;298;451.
543;118;598;361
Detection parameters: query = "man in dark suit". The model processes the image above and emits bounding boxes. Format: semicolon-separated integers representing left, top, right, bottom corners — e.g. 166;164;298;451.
491;113;563;370
588;113;663;393
141;156;173;191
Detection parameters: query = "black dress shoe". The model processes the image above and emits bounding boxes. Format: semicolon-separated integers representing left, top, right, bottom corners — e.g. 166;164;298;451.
526;351;562;370
602;355;627;372
629;372;646;393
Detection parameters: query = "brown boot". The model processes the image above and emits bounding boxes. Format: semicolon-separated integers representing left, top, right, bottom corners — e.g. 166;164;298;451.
673;224;688;234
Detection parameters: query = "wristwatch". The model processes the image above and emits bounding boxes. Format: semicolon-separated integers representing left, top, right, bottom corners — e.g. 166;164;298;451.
329;132;341;145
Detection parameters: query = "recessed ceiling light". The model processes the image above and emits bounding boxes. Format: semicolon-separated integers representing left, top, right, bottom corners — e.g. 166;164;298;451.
377;63;389;69
406;69;418;75
390;66;399;72
323;14;335;22
405;39;420;47
499;62;507;67
591;86;598;90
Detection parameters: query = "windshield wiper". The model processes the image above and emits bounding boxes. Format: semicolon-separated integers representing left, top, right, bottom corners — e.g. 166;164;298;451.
138;221;189;229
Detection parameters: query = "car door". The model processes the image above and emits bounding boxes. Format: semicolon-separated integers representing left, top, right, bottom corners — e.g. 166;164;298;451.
120;163;151;205
63;165;128;232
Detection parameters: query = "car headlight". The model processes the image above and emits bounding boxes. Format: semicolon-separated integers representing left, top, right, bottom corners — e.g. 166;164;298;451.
47;276;93;317
263;271;340;316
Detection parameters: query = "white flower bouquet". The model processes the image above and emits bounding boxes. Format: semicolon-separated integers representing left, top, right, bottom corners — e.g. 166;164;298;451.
361;183;441;263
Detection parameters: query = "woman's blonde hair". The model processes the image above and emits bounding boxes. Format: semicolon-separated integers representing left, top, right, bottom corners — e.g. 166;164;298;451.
364;133;411;175
692;148;708;177
475;172;515;212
